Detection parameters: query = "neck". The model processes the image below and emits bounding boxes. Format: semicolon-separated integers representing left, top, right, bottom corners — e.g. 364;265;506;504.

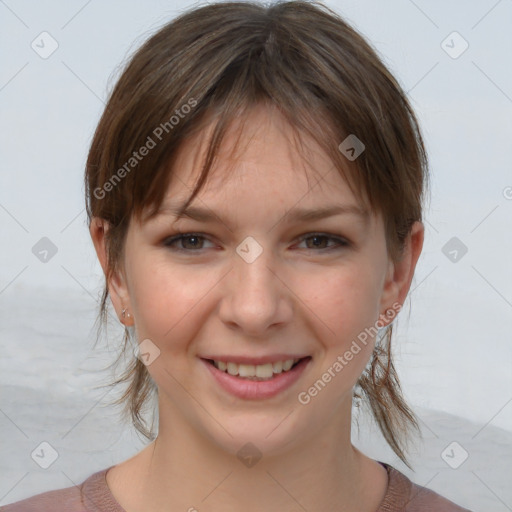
107;398;388;512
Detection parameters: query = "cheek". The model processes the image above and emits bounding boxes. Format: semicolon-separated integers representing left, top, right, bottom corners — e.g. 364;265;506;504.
127;258;221;354
297;263;382;349
298;265;385;403
295;267;383;408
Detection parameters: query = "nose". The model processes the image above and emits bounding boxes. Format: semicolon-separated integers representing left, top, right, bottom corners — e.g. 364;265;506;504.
218;245;293;337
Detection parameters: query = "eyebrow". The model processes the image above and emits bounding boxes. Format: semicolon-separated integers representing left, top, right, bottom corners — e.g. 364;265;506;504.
156;202;369;227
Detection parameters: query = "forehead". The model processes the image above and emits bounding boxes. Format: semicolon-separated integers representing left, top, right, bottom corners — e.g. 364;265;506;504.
163;106;366;211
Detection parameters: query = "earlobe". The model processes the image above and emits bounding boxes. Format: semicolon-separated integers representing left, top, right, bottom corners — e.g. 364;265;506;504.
89;217;134;326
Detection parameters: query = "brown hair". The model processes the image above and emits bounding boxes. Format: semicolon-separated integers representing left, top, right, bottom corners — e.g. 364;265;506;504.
85;0;429;467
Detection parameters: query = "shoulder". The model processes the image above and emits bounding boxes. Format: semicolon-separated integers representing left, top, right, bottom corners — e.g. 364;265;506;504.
0;466;123;512
1;485;84;512
378;462;473;512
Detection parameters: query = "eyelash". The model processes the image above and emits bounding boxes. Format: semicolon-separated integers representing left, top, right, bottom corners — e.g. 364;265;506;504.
163;232;349;254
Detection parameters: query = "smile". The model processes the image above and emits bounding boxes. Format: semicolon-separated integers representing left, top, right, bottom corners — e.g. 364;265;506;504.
209;358;301;380
201;356;311;400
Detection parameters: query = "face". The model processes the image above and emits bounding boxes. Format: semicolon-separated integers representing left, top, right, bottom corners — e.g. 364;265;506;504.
95;106;421;459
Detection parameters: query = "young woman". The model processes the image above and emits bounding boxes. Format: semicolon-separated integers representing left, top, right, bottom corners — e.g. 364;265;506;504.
2;1;472;510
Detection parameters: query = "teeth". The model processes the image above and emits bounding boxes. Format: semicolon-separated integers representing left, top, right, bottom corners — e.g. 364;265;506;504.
227;362;239;376
213;358;300;379
238;364;255;377
256;363;273;379
272;361;283;373
282;359;294;371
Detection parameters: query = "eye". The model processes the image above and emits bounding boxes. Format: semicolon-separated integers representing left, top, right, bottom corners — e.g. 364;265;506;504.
163;232;214;251
163;232;349;253
295;233;349;251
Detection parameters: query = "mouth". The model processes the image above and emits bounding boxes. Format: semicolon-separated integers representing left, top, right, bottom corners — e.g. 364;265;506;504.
204;357;306;381
200;356;312;400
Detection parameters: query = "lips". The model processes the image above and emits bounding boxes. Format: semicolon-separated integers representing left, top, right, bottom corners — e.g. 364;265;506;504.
201;356;311;400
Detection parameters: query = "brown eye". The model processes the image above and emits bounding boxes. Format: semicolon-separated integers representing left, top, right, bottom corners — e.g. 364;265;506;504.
164;233;213;251
180;235;204;249
298;233;349;251
162;232;349;254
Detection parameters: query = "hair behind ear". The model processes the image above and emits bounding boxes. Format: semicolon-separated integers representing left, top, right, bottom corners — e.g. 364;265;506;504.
354;324;420;469
355;223;424;469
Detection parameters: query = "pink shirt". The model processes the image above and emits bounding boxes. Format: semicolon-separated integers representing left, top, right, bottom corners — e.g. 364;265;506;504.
1;462;472;511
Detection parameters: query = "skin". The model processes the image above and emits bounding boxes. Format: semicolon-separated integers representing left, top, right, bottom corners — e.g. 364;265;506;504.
90;105;424;512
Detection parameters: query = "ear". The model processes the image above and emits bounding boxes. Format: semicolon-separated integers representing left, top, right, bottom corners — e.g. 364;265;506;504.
378;221;424;327
89;217;133;326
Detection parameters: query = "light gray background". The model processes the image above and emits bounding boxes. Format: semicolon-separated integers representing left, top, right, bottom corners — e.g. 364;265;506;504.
1;0;511;510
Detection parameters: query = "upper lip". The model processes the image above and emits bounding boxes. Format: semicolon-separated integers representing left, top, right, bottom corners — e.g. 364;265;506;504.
201;354;311;365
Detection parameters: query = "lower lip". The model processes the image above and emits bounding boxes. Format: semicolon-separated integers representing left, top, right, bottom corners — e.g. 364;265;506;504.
202;357;311;400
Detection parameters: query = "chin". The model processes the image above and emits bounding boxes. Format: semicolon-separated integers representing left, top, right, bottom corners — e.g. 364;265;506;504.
200;411;309;463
